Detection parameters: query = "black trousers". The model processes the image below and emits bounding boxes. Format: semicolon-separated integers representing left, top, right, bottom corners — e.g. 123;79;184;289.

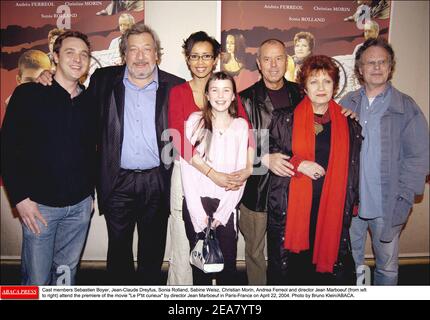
183;197;238;285
104;168;169;285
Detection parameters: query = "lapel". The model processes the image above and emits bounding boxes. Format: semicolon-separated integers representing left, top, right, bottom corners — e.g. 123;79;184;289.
385;85;404;114
350;89;363;116
112;69;126;135
256;79;274;114
155;69;167;147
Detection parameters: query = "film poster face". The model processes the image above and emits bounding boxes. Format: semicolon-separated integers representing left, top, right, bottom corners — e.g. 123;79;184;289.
220;0;391;98
1;1;144;123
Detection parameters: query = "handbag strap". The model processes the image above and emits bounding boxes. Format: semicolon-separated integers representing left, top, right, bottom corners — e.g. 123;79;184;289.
204;216;213;245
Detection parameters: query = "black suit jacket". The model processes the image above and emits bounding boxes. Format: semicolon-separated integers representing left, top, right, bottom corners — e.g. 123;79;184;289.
87;65;185;211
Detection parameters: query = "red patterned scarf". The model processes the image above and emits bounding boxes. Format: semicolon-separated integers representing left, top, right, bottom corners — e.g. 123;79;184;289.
284;96;350;273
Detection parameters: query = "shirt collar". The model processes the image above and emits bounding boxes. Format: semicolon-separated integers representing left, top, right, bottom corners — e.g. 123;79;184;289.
123;66;159;91
52;78;85;98
360;81;392;100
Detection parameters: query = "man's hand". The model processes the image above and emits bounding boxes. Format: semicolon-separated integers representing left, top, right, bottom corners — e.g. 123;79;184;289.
262;153;294;177
35;70;54;86
297;160;326;180
16;198;48;234
341;107;358;120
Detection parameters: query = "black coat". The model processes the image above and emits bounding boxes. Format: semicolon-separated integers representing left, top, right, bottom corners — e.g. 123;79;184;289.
266;108;363;284
88;66;184;212
239;78;302;212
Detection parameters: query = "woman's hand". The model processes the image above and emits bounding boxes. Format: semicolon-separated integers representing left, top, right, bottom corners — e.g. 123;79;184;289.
208;169;242;190
228;166;252;190
297;160;326;180
205;216;222;229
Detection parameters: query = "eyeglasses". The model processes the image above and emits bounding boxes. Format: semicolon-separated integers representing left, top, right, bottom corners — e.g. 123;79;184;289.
362;59;390;68
188;54;214;61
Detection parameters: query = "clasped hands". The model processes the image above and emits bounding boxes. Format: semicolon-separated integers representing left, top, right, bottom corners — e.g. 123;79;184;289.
209;166;253;191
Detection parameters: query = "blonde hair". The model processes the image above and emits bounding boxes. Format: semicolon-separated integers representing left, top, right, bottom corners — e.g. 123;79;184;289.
18;50;51;77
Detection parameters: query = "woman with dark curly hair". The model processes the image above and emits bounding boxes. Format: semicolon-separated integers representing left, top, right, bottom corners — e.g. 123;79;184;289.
267;55;363;285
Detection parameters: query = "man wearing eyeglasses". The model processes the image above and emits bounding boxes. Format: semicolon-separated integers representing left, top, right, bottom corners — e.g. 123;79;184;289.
340;37;429;285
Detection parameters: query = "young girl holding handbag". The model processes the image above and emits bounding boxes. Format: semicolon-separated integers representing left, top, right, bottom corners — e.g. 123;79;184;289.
180;71;249;285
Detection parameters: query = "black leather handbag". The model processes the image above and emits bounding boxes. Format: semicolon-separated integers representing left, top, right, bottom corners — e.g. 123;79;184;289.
190;217;224;273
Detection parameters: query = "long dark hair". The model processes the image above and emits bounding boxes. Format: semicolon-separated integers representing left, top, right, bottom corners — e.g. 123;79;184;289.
193;71;239;160
221;34;246;64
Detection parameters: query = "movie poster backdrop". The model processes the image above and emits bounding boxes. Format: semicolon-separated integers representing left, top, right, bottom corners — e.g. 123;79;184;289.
220;0;391;99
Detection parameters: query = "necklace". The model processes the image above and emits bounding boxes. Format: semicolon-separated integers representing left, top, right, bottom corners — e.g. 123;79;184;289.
214;117;232;136
314;122;324;135
313;111;330;136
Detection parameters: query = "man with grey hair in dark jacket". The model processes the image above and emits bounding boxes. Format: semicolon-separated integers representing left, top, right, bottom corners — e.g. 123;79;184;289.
239;39;302;285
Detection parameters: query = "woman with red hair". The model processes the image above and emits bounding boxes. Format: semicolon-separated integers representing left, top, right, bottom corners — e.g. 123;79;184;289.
267;55;362;285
